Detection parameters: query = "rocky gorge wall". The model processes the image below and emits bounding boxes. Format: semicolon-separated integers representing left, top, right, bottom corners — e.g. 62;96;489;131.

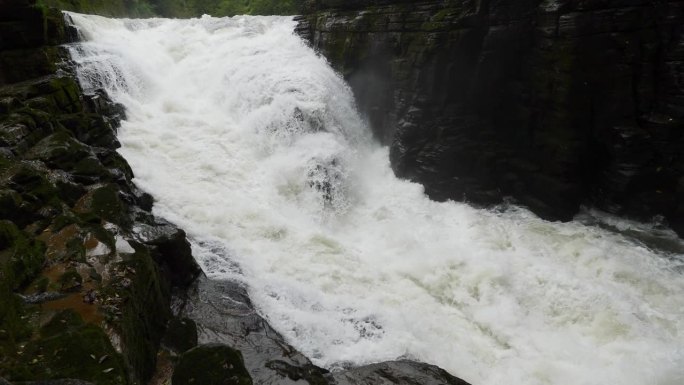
0;1;204;383
296;0;684;236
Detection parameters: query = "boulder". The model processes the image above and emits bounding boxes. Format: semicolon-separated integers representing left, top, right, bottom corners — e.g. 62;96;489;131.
73;185;126;226
133;220;201;287
7;310;128;385
25;131;92;171
0;220;46;289
333;360;471;385
172;344;253;385
162;318;198;354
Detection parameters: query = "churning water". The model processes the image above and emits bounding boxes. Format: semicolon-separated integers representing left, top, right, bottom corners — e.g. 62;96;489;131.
67;13;684;385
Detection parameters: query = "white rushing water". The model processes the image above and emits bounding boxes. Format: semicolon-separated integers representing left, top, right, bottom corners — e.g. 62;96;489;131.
67;13;684;385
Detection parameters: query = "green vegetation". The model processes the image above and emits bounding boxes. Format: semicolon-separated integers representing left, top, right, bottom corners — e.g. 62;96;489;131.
172;344;253;385
36;0;155;17
37;0;302;17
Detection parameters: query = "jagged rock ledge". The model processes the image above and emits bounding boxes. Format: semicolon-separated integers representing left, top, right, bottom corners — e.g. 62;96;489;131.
175;277;472;385
0;1;472;384
295;0;684;237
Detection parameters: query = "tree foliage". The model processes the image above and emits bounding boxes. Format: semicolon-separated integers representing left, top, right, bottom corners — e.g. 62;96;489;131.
38;0;301;17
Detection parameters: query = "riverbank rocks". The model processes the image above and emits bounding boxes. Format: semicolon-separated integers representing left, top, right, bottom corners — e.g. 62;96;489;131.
0;1;201;384
172;344;253;385
133;220;200;287
162;318;198;354
297;0;684;235
6;310;128;385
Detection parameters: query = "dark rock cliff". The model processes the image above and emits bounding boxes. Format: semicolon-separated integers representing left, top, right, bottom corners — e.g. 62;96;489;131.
0;1;202;384
296;0;684;236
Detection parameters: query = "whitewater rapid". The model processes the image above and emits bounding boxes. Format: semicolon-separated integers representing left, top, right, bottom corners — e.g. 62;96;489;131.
67;13;684;385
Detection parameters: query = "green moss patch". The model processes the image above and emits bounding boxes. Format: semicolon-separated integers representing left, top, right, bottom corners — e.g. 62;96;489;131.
6;310;128;385
172;344;253;385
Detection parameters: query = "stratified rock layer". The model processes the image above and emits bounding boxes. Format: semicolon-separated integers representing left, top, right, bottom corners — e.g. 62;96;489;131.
297;0;684;235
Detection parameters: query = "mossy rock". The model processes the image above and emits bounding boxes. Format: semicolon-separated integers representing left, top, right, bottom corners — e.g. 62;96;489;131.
0;189;27;225
0;96;23;114
42;5;71;45
105;243;170;382
0;291;31;361
162;318;198;354
74;184;126;226
6;310;128;385
71;156;108;181
136;222;200;288
39;309;86;338
84;224;115;253
58;113;118;148
6;162;60;212
0;112;47;155
41;222;86;262
25;96;57;113
0;47;58;84
57;268;82;291
28;76;82;114
50;215;80;233
0;220;46;290
4;164;66;223
27;275;49;293
0;222;44;371
0;121;30;148
172;344;253;385
52;176;87;207
97;150;133;181
25;131;91;171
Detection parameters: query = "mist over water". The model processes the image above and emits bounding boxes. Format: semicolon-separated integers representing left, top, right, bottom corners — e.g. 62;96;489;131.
67;13;684;385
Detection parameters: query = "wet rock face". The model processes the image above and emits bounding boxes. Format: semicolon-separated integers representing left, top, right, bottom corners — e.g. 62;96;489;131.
180;278;320;385
172;344;253;385
162;317;198;354
133;220;201;287
298;0;684;234
332;360;471;385
179;277;472;385
0;1;201;384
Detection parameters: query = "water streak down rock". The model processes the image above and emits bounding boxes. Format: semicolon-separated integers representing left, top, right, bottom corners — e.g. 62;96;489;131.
296;0;684;235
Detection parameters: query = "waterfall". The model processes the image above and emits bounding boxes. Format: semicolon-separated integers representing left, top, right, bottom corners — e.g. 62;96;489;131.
67;13;684;385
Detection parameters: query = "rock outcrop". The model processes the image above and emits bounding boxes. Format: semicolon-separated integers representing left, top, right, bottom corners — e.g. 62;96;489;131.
0;1;201;384
178;276;472;385
296;0;684;235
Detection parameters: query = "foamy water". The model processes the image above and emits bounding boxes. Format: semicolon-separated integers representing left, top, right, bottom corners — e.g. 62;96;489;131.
67;13;684;385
